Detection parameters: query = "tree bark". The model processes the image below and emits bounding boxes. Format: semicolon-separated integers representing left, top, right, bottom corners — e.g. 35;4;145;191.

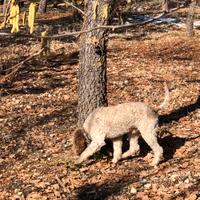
38;0;48;14
78;0;115;127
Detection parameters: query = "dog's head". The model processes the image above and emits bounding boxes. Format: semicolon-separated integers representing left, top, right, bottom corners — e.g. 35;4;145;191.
72;129;88;156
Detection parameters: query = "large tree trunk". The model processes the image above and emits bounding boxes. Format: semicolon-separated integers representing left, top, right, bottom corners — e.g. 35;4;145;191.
38;0;48;14
78;0;115;127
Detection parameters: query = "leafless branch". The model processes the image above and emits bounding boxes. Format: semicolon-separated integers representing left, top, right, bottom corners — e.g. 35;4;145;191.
63;0;85;16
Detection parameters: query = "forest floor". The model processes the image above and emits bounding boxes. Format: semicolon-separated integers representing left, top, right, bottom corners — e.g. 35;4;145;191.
0;8;200;200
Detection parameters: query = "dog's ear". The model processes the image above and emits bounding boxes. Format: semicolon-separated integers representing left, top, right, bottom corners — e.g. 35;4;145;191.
72;129;88;156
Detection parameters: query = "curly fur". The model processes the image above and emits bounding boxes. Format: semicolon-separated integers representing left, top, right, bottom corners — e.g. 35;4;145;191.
73;83;169;166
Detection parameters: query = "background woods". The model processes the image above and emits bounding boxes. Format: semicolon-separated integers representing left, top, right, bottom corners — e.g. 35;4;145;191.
0;0;200;199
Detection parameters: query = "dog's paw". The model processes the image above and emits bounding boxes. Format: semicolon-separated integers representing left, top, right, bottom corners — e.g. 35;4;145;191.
112;158;120;164
150;160;159;167
150;156;163;167
122;149;139;159
75;158;83;165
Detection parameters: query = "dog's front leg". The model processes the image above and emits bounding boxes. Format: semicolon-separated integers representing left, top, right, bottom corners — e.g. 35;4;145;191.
112;137;122;163
77;140;105;164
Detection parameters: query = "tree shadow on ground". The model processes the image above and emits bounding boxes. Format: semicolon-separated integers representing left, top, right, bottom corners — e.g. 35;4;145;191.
76;181;127;200
159;134;186;161
76;171;141;200
0;100;77;161
0;35;35;48
157;95;200;161
0;51;79;96
76;149;187;200
124;133;187;163
161;134;200;161
159;95;200;124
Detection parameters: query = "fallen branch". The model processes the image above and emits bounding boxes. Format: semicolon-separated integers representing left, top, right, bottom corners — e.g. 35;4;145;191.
0;48;44;83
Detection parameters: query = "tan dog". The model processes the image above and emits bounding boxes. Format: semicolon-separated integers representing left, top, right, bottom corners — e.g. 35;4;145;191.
73;83;169;166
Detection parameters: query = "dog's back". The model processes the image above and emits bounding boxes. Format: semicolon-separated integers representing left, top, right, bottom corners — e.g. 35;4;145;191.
83;102;158;140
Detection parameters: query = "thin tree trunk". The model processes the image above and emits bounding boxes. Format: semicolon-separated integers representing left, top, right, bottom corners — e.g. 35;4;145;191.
186;1;195;37
3;0;9;16
161;0;169;12
38;0;48;14
78;0;115;127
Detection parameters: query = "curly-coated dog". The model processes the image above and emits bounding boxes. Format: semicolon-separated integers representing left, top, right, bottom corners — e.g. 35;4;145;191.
73;83;169;166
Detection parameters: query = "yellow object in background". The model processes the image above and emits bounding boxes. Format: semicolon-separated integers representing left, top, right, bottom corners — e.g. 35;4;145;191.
28;2;36;34
10;1;20;33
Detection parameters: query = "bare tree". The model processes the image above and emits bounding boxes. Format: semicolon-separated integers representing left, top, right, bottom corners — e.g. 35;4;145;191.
186;1;196;37
78;0;115;126
2;0;9;16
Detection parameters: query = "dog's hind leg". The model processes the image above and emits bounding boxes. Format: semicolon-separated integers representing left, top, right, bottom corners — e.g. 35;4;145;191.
122;131;140;159
140;124;163;166
112;137;123;163
77;139;105;164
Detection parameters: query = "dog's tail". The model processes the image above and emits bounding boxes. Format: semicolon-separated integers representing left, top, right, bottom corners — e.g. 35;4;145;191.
156;82;170;112
72;128;88;156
